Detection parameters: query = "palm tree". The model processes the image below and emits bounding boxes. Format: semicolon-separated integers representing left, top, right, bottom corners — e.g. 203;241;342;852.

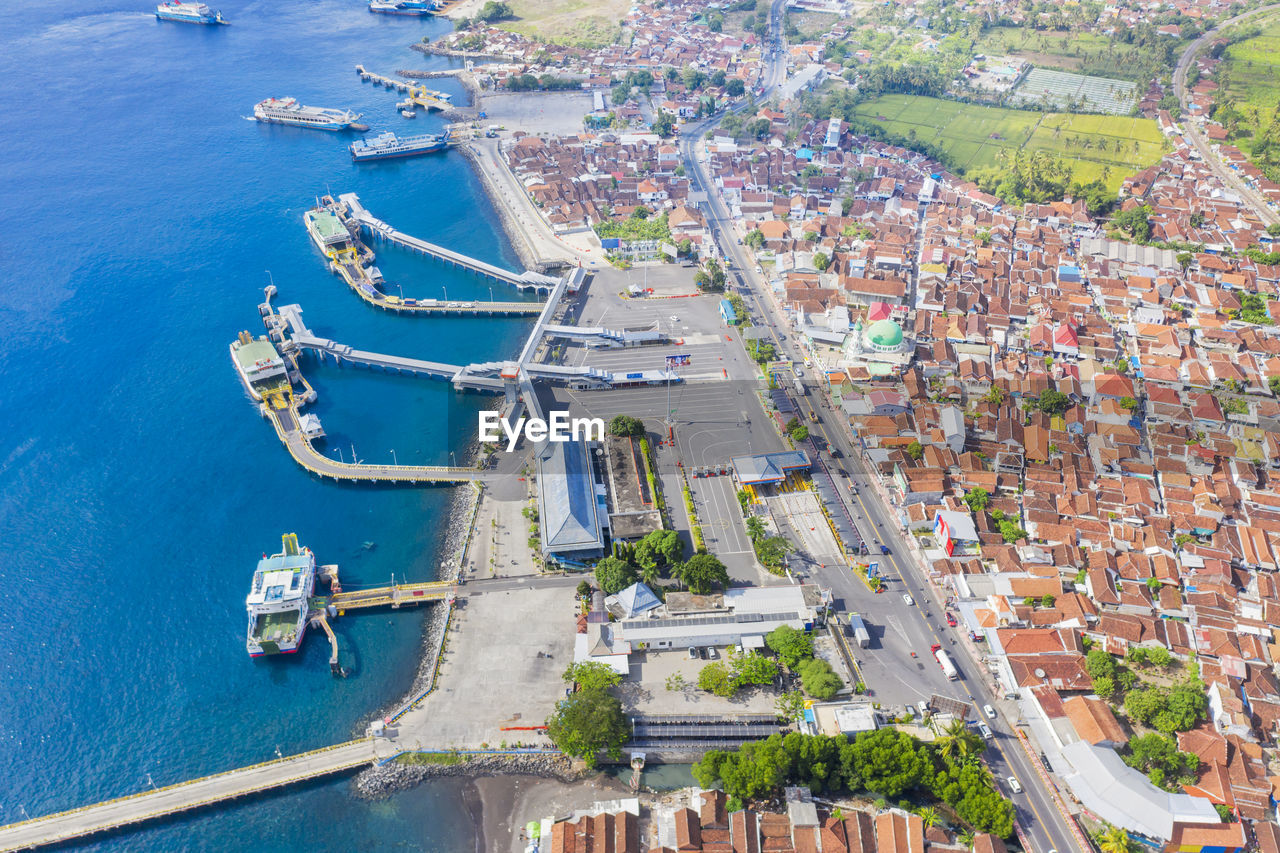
1099;825;1132;853
639;563;661;589
937;718;984;767
917;806;939;829
958;829;976;848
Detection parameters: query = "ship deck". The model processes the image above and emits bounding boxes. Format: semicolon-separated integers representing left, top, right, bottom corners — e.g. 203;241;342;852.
253;609;301;643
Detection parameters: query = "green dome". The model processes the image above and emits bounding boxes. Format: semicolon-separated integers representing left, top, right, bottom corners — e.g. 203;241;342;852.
866;318;903;348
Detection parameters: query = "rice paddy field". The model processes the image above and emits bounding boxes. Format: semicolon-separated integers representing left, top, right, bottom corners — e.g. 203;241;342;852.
851;95;1167;191
973;26;1184;82
1221;22;1280;134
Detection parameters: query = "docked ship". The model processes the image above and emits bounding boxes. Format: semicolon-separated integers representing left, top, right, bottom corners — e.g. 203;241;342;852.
155;1;227;24
303;206;354;256
253;97;368;132
229;331;289;402
246;534;317;657
349;131;448;162
369;0;436;14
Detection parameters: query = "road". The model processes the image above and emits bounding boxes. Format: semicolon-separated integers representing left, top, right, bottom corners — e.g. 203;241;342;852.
1173;3;1280;225
675;14;1078;848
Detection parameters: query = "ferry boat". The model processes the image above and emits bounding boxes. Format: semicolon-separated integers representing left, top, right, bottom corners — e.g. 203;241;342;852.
246;534;317;657
155;1;226;23
350;131;448;162
253;97;368;132
369;0;436;15
303;207;353;256
229;331;288;402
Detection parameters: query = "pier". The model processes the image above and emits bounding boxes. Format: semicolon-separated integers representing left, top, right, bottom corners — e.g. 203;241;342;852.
354;64;415;93
338;193;560;293
0;740;378;852
330;580;454;610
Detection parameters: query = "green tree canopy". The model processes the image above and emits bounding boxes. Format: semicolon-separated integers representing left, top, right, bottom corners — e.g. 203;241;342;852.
608;414;645;436
635;529;683;571
546;689;629;768
677;553;730;594
797;657;842;699
563;661;622;693
594;555;638;594
963;488;989;514
766;625;815;668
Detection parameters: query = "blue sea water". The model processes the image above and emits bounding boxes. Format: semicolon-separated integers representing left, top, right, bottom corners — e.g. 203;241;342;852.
0;2;534;848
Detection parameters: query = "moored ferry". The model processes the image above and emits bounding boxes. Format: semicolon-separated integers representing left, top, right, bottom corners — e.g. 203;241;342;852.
369;0;436;15
349;131;448;162
246;534;317;657
229;331;288;402
155;1;227;24
253;97;368;132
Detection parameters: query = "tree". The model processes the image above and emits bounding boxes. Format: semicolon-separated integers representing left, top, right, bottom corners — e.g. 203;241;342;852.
1119;396;1139;411
576;580;593;599
678;553;730;594
1040;594;1056;608
609;414;645;436
594;555;638;594
635;529;683;572
732;652;779;688
797;657;842;699
766;625;815;668
475;0;513;21
812;252;831;272
1086;649;1117;681
907;441;924;460
564;661;622;693
790;424;810;442
546;689;629;768
744;228;765;249
699;661;735;697
1092;676;1115;698
997;520;1028;544
775;690;806;723
1098;825;1134;853
963;488;990;514
1113;206;1153;243
1123;732;1200;791
1148;646;1172;668
1036;389;1071;415
745;515;766;540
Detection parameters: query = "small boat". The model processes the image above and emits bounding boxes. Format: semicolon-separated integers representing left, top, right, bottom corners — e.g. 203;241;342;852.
401;108;417;118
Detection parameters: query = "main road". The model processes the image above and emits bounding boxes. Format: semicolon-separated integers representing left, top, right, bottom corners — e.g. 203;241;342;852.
677;24;1079;851
1173;3;1280;225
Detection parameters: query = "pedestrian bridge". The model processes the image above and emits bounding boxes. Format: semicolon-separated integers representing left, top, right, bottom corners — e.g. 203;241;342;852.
339;193;560;293
0;740;377;851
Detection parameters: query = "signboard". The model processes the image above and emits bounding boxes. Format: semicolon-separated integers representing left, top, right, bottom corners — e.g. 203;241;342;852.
626;372;643;379
933;512;955;557
661;242;678;258
666;354;691;367
867;562;879;577
600;237;621;249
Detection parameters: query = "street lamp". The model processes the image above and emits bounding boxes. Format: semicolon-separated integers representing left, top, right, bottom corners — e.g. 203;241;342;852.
390;449;398;465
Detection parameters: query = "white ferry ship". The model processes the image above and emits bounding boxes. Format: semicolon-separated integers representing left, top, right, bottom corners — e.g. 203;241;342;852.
246;534;317;657
229;331;288;402
253;97;368;132
155;1;226;24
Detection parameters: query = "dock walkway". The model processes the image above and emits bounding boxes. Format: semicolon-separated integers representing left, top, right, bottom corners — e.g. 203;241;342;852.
330;580;454;610
339;193;559;293
0;740;376;852
268;405;488;484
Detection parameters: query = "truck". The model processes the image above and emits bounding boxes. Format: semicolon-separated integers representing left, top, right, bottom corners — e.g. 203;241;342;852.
847;613;871;649
934;648;959;680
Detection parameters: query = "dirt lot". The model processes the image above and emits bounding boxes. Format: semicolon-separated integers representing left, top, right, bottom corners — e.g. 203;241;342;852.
617;649;780;717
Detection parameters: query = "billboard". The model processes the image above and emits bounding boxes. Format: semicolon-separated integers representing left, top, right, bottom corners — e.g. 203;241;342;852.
666;354;691;367
934;512;955;557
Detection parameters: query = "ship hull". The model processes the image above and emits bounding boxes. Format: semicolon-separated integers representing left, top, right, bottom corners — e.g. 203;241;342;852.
369;6;434;14
352;142;448;162
156;10;225;23
229;341;265;402
255;115;351;131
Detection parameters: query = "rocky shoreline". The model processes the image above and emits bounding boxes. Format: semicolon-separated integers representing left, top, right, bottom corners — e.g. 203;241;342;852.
455;145;550;273
352;752;582;800
360;484;479;734
412;40;507;62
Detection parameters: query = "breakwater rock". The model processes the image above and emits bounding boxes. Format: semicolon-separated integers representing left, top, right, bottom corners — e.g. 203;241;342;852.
353;752;581;800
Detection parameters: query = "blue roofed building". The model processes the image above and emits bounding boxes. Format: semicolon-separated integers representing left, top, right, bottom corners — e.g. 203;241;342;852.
730;450;811;486
537;439;607;558
718;298;737;325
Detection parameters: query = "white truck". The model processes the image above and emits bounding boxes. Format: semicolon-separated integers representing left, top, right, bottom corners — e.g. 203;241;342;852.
934;648;959;680
847;613;871;649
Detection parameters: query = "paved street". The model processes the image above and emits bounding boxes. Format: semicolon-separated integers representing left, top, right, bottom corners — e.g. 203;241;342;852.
1174;4;1280;226
678;57;1079;846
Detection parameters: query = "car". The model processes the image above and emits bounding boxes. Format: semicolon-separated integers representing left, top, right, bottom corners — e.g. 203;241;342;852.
1006;776;1022;794
979;724;993;740
916;700;930;716
708;647;719;659
879;545;891;555
983;704;996;719
688;646;698;659
945;612;957;627
902;593;914;606
698;647;708;660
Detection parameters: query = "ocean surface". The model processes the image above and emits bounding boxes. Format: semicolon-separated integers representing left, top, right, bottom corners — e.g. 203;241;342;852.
0;2;536;848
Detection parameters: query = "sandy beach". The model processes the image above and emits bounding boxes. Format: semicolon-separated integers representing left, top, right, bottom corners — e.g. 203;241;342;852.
474;773;633;853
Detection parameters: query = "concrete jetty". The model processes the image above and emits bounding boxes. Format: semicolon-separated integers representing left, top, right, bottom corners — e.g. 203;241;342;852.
0;740;377;851
338;193;560;293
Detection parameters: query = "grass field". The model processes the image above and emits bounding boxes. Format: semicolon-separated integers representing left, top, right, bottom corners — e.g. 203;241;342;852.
495;0;629;47
851;95;1166;191
973;26;1178;82
1222;22;1280;135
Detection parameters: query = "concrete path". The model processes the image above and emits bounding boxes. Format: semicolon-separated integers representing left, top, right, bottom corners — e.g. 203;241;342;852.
0;740;376;851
